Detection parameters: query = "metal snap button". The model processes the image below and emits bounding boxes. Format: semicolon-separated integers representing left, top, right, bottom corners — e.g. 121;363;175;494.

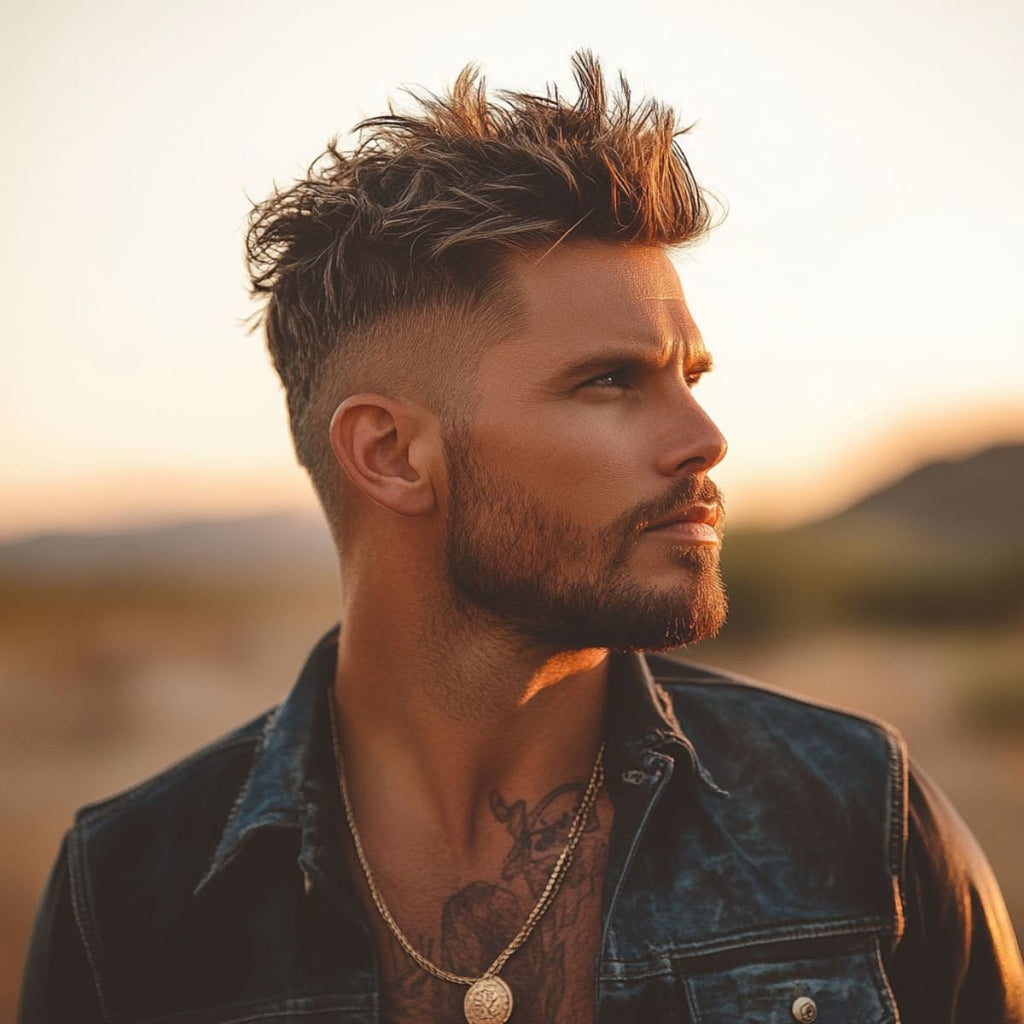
621;769;645;785
792;996;817;1022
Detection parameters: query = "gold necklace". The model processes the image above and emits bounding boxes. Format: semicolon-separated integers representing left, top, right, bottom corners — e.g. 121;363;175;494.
328;689;605;1024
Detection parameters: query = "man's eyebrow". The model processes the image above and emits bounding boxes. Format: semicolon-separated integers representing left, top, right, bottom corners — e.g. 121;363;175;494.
554;340;713;380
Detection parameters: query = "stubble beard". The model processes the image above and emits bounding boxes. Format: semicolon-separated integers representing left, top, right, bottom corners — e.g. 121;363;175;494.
442;429;728;652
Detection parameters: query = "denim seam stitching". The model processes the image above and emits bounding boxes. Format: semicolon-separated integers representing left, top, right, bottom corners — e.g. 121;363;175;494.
862;936;891;1023
599;754;675;965
214;1009;363;1024
683;971;706;1023
681;972;700;1024
67;826;112;1023
884;727;906;876
883;725;909;940
873;935;901;1023
140;1000;373;1024
598;916;898;979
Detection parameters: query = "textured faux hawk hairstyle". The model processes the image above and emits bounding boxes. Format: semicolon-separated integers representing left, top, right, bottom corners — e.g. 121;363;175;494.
247;51;715;529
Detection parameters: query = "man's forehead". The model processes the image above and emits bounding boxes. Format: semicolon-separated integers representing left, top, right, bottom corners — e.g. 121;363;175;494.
515;239;684;295
505;241;702;350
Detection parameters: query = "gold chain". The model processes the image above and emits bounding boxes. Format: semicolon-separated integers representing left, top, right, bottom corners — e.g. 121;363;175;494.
328;687;605;987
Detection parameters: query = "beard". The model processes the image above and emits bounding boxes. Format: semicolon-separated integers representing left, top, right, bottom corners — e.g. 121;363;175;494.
442;427;727;652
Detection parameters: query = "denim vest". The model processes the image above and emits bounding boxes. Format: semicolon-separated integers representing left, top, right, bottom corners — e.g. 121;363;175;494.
21;629;908;1023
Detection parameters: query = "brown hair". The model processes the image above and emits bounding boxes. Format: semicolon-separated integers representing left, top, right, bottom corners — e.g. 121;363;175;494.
247;51;714;526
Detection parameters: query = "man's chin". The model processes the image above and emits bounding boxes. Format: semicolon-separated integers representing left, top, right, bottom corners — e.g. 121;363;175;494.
607;550;727;651
522;575;728;653
608;600;727;653
630;605;727;653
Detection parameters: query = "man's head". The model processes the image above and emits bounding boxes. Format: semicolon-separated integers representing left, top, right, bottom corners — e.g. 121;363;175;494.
247;52;713;524
248;52;727;649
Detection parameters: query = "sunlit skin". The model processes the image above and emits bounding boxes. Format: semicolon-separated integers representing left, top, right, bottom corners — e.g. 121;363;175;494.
467;244;723;565
448;242;727;628
326;241;726;1021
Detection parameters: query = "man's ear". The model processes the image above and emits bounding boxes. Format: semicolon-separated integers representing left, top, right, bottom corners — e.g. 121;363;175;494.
328;393;439;517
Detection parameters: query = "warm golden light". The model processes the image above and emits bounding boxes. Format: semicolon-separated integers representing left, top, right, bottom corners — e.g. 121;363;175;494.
2;6;1022;1015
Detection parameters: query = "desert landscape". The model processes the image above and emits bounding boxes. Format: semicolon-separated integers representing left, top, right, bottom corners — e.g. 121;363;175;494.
1;444;1021;1019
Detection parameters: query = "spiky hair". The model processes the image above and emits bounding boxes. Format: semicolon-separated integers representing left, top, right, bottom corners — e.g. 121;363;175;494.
247;51;714;524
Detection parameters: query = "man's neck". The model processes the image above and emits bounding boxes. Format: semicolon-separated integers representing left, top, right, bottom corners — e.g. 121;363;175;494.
331;582;609;870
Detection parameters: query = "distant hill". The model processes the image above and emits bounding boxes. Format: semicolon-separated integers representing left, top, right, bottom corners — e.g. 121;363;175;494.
718;442;1024;634
810;442;1024;550
0;512;337;584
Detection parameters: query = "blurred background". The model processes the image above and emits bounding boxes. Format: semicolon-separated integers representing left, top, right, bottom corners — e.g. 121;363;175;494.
2;0;1022;1016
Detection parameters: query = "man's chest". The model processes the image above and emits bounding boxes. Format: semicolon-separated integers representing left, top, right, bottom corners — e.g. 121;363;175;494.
354;801;612;1024
371;870;606;1024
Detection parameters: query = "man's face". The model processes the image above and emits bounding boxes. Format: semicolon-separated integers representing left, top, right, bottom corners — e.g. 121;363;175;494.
443;241;728;652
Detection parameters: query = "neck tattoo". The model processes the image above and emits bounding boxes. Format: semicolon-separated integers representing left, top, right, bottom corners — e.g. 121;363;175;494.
328;687;606;1024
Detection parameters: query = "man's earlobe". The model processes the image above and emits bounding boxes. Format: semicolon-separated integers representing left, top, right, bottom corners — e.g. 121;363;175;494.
329;394;438;517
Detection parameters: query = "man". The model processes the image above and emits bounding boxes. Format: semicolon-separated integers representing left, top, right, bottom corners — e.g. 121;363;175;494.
20;53;1024;1023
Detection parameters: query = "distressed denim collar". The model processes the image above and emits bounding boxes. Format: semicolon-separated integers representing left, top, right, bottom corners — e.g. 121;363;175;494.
194;629;339;894
604;650;729;798
195;629;726;895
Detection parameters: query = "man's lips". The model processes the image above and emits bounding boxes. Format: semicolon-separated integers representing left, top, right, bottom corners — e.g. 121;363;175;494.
644;503;722;544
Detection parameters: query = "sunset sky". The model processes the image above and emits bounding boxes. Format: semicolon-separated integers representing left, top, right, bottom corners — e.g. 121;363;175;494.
2;0;1022;538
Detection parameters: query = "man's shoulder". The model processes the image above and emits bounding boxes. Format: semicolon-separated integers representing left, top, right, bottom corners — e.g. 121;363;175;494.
646;651;903;744
643;652;906;801
71;709;273;869
602;653;911;957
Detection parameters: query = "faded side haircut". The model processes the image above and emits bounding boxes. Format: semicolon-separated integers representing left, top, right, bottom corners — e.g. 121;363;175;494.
247;51;714;528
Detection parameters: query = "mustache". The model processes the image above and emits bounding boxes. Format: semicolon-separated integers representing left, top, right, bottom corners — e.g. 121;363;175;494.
620;476;726;537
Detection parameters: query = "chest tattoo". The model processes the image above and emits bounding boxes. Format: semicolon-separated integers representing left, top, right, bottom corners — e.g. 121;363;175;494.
377;779;610;1024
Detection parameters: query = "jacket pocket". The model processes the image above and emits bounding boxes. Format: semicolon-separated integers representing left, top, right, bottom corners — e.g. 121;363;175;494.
683;947;897;1024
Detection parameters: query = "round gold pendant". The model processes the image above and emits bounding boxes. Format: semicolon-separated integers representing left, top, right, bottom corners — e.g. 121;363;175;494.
463;975;513;1024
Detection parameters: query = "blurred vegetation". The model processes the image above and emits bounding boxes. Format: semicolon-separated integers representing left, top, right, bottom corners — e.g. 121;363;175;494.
720;528;1024;639
716;442;1024;647
955;666;1024;737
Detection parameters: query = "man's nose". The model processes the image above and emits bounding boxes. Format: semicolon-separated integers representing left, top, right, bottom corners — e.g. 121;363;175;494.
656;388;727;477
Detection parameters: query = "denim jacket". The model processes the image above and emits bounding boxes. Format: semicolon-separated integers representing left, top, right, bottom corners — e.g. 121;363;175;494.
20;629;1024;1022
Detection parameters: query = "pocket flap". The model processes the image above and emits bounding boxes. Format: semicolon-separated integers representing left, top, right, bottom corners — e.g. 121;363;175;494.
684;949;897;1024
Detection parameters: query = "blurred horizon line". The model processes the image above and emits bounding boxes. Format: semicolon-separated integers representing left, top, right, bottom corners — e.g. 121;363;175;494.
2;400;1021;544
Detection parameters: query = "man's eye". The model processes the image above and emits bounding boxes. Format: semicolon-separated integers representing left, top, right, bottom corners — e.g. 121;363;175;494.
584;370;628;389
684;371;705;387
